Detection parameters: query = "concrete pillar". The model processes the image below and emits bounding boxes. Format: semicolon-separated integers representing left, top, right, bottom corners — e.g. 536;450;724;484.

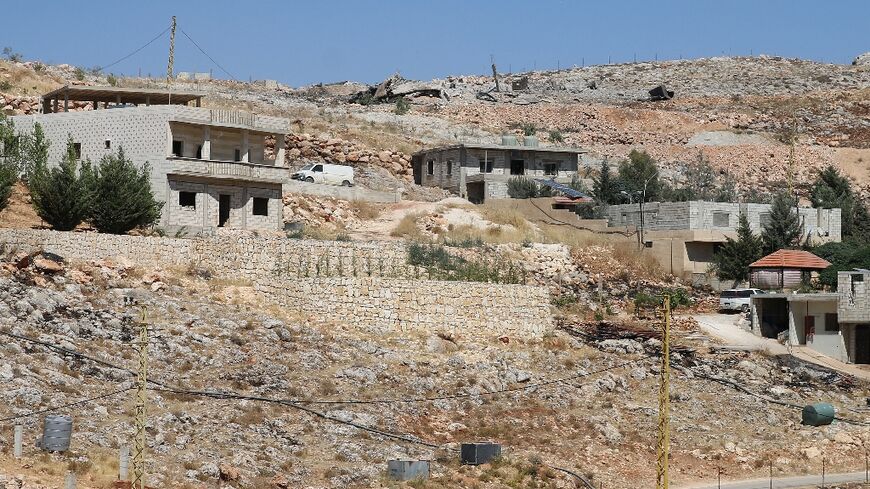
145;96;151;106
41;97;50;114
241;130;249;163
119;445;130;480
63;90;69;112
92;100;98;110
13;425;22;457
202;126;211;160
195;97;201;107
274;134;285;167
53;97;58;113
65;471;76;489
115;94;121;107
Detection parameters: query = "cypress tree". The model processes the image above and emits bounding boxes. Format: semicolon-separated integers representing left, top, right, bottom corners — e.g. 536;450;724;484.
592;158;620;204
89;147;163;234
0;114;18;210
30;136;92;231
713;213;764;281
762;191;803;254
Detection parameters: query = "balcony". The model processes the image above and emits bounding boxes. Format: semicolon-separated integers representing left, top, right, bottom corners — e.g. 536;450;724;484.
167;106;290;134
168;156;288;184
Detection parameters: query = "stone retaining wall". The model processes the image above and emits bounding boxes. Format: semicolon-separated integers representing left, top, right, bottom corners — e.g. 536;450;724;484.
0;229;553;337
255;276;553;336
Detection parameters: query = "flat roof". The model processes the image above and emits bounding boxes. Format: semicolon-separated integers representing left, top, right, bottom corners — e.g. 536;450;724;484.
754;293;839;302
42;85;205;105
414;143;586;156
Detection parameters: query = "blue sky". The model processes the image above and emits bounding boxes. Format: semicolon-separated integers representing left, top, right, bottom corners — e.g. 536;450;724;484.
3;0;867;86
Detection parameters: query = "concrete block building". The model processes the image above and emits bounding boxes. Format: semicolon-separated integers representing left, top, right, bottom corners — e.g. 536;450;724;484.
411;137;585;203
604;201;841;282
749;270;870;364
12;86;291;232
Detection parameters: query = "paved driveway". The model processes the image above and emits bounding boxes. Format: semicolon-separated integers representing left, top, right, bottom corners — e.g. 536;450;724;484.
681;470;867;489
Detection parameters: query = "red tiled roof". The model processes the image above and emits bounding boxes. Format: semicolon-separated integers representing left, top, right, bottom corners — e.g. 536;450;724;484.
749;249;831;269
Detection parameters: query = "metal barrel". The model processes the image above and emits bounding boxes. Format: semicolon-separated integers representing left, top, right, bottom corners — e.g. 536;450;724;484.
41;415;73;452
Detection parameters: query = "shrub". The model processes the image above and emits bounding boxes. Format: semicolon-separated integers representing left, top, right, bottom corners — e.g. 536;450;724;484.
507;176;539;199
520;122;537;136
89;147;163;234
0;159;15;212
0;80;11;91
2;47;21;63
406;243;523;284
29;137;93;231
107;73;118;86
74;67;85;81
394;96;410;115
548;129;564;143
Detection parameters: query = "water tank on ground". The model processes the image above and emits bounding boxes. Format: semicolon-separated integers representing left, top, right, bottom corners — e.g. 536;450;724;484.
802;403;835;426
523;136;539;148
387;460;430;481
501;135;518;146
40;415;72;452
461;442;501;465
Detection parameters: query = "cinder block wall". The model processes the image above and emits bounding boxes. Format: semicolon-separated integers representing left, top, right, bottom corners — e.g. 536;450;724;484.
839;271;870;322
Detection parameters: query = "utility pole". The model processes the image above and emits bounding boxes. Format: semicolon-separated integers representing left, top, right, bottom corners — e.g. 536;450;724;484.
132;307;149;489
656;295;671;489
167;16;176;105
490;55;500;92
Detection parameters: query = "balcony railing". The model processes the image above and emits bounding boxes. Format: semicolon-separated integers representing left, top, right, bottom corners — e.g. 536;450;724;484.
169;156;288;183
167;106;290;133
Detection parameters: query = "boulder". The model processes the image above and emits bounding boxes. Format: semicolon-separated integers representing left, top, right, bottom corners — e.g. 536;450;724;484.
853;52;870;66
218;462;240;482
33;257;63;274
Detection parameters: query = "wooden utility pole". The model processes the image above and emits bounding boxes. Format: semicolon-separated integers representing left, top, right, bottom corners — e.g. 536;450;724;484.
132;307;148;489
656;296;671;489
491;55;500;92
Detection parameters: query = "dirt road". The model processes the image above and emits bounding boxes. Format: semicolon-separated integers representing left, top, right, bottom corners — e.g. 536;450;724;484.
681;470;868;489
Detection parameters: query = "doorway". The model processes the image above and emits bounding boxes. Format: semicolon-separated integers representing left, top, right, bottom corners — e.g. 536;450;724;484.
510;159;525;175
218;194;231;227
855;325;870;364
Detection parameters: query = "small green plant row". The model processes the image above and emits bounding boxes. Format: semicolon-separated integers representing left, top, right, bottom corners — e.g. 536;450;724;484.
633;287;693;310
406;243;527;284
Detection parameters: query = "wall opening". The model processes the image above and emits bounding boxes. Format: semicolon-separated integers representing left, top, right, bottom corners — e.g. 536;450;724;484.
218;194;231;227
179;191;196;209
172;140;183;157
510;159;525;175
252;197;269;216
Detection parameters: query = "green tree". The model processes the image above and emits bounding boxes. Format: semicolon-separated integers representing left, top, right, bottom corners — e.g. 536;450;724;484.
813;241;870;290
617;150;661;202
89;147;163;234
0;114;19;209
713;213;763;282
30;136;92;231
809;165;870;240
592;159;620;204
20;122;49;181
762;191;802;254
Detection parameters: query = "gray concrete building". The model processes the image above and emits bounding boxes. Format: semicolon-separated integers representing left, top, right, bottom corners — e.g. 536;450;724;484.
411;137;585;203
838;269;870;363
603;201;841;282
12;86;291;232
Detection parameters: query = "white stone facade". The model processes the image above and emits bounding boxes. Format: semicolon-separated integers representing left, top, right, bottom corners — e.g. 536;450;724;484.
12;105;290;231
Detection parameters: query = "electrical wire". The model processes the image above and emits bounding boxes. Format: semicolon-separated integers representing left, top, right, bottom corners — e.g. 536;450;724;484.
0;387;132;423
96;25;172;72
179;27;237;81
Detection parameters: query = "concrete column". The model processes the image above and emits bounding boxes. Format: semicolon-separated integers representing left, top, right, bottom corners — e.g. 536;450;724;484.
195;97;201;107
119;445;130;480
63;90;69;112
92;100;98;110
274;134;285;167
202;126;211;160
41;97;50;113
145;96;151;106
241;130;249;163
115;94;121;107
13;425;22;457
53;97;58;113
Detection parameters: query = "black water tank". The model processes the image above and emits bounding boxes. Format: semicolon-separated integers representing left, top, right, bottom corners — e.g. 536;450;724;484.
461;442;501;465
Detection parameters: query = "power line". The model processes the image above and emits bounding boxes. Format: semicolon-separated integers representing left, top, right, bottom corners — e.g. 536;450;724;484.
178;27;237;81
0;387;131;423
97;25;171;72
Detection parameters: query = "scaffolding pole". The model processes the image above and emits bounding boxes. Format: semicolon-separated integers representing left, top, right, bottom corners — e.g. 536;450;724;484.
656;295;671;489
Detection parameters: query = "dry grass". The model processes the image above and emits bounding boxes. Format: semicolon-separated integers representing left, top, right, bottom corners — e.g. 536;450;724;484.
347;201;382;220
0;59;64;96
390;212;426;240
442;223;531;245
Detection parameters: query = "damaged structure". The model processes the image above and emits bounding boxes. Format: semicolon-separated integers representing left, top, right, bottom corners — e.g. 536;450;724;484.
604;201;842;283
411;137;586;203
12;86;291;232
751;269;870;364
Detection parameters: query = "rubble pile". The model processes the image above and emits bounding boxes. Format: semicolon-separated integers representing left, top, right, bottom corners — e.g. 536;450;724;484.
282;194;364;231
284;133;412;180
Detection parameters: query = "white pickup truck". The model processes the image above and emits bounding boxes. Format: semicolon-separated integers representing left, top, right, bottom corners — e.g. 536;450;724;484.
292;163;354;187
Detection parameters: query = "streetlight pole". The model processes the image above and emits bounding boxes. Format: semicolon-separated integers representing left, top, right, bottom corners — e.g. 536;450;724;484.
639;170;659;249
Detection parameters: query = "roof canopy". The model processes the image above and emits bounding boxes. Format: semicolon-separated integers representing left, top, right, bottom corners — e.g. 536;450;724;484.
42;85;205;106
749;249;831;270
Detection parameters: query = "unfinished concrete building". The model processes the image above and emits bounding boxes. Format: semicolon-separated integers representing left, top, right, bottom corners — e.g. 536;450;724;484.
604;201;841;283
12;86;291;232
838;269;870;363
411;137;585;203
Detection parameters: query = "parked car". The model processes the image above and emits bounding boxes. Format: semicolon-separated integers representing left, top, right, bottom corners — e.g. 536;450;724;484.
719;288;764;313
292;163;354;187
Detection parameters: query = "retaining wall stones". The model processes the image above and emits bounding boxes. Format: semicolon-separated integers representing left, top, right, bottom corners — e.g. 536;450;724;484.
255;276;553;336
0;229;553;337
